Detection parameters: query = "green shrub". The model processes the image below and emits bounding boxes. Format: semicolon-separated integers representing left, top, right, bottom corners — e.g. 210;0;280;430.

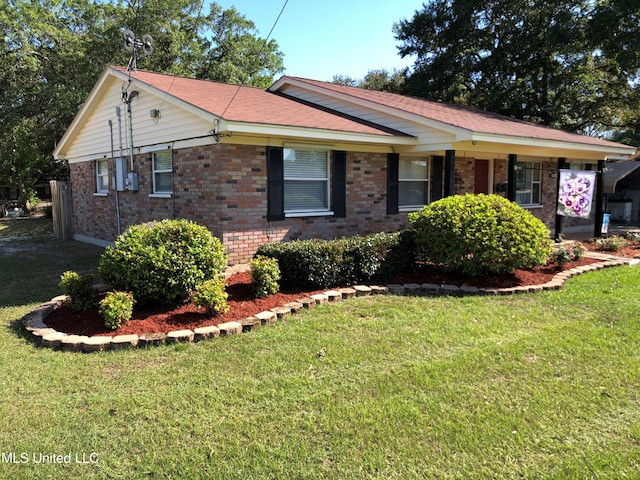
625;231;640;243
409;194;552;276
256;239;342;290
255;231;415;290
594;236;628;252
251;256;281;298
373;229;417;280
99;219;227;306
99;291;134;330
550;243;584;268
193;278;229;316
58;270;96;311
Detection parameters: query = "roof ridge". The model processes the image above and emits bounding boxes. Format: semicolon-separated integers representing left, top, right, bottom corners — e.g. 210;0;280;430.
280;76;632;149
109;65;266;91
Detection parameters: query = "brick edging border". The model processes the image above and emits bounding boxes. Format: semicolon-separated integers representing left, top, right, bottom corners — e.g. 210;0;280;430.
21;257;635;353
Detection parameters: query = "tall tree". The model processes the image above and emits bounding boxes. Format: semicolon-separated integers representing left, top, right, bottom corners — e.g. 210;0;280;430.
0;0;284;211
332;69;406;93
394;0;640;139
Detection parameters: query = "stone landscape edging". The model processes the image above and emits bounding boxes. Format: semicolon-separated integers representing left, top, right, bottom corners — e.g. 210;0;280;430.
21;256;635;353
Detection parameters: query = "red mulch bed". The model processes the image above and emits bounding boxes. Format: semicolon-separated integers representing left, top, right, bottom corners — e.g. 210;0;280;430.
582;242;640;260
45;258;601;338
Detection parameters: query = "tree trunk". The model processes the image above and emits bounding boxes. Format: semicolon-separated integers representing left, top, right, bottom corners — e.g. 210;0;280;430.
18;183;31;215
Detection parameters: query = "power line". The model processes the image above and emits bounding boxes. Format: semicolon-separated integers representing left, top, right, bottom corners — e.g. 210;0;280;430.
157;0;208;111
219;0;289;120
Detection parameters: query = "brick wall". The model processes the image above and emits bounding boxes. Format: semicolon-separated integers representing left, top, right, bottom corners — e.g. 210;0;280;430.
70;144;409;265
70;146;590;265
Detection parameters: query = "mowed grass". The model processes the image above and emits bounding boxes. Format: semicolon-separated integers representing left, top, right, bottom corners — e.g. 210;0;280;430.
0;234;639;479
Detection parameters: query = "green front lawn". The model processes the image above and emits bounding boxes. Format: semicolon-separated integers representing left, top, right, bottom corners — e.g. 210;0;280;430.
0;237;638;479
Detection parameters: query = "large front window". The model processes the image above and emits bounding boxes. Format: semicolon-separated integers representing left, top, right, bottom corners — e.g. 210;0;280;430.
515;161;541;205
153;151;173;194
399;157;429;209
283;148;329;213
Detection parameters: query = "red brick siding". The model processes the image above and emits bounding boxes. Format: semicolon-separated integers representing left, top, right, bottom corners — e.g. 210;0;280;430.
70;145;408;265
70;147;584;265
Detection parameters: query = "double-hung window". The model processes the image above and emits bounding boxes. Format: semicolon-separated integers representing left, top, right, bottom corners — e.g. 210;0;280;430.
152;150;173;195
267;147;346;220
515;161;541;206
398;157;429;209
95;159;109;194
283;148;330;214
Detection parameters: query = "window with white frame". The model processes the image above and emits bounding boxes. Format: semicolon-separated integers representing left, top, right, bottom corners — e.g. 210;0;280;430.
283;148;329;213
399;157;429;209
515;161;541;205
96;159;109;194
153;150;173;194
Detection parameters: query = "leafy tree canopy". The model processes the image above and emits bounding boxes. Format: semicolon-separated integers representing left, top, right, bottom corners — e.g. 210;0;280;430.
0;0;284;210
332;68;406;93
393;0;640;141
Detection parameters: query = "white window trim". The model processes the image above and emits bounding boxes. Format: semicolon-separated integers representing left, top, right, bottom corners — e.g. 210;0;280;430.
283;148;331;215
95;159;109;194
398;157;430;210
515;161;542;207
285;210;334;218
152;151;173;195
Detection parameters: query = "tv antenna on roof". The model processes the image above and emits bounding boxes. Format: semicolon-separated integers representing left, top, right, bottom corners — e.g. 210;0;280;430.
123;29;153;72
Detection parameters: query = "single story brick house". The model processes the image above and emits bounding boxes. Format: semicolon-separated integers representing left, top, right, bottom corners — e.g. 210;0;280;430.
53;66;636;265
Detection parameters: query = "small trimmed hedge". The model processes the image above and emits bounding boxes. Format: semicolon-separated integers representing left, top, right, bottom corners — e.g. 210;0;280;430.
99;219;227;306
59;270;96;311
255;231;415;290
251;256;281;298
192;278;229;317
409;194;552;276
99;291;134;330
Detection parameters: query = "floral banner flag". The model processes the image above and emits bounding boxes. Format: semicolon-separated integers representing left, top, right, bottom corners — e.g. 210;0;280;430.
557;170;597;218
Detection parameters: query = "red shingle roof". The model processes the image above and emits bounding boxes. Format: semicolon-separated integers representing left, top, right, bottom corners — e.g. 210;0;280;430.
284;77;628;149
112;67;633;152
112;67;401;137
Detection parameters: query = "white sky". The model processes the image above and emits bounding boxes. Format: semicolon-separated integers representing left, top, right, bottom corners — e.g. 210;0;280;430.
215;0;421;81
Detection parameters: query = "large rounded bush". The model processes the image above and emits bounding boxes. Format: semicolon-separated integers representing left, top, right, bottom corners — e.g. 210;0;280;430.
99;219;227;306
408;194;552;276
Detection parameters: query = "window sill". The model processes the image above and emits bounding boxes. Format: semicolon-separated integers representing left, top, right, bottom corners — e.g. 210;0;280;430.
519;204;543;209
285;211;334;218
399;206;426;213
93;192;108;197
149;193;172;199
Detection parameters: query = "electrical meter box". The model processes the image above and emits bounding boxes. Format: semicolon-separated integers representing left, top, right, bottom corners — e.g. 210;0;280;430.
126;172;139;191
115;157;127;191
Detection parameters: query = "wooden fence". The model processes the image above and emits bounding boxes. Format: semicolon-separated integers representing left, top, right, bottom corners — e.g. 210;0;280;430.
50;180;74;240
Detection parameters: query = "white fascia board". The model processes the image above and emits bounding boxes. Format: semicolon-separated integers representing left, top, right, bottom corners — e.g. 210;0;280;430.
53;66;222;160
225;121;417;146
469;133;636;159
53;68;116;159
107;67;224;127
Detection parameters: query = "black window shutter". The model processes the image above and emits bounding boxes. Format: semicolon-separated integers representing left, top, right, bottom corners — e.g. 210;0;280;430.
266;147;285;221
332;150;347;218
431;155;444;201
387;153;399;215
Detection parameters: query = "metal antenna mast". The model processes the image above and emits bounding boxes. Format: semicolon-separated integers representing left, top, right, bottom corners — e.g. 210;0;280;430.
123;29;153;72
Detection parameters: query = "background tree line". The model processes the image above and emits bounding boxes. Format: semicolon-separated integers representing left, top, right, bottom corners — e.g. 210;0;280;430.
0;0;283;212
2;0;638;212
340;0;639;147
